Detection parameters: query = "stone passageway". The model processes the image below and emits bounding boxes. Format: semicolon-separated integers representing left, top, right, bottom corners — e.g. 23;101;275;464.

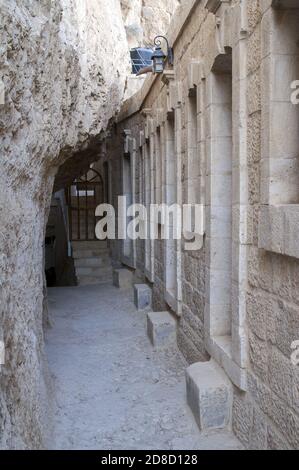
46;283;242;450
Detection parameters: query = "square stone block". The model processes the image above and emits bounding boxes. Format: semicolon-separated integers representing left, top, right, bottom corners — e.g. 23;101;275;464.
186;359;232;431
147;311;176;347
113;268;133;289
134;284;152;310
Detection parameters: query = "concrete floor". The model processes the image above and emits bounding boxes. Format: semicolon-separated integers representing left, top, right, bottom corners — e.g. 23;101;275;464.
46;283;242;450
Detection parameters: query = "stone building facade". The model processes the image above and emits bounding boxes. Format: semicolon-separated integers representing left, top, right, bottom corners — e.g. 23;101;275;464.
103;0;299;449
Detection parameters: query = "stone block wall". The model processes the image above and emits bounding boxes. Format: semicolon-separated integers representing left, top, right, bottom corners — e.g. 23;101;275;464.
104;0;299;449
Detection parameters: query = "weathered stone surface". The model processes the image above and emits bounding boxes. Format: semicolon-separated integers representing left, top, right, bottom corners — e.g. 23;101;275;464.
250;407;267;450
267;425;290;450
248;331;268;380
46;283;243;450
268;347;294;407
186;360;232;431
102;0;299;449
3;0;299;451
147;311;177;347
0;0;130;449
120;0;180;48
232;393;253;447
134;284;152;310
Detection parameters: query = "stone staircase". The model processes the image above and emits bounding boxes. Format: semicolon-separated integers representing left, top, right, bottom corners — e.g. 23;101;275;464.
72;240;113;286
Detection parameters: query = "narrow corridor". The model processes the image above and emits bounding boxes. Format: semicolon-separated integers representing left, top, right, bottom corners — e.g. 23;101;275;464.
46;284;242;450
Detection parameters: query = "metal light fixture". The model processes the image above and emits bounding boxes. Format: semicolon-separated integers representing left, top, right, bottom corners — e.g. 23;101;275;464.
151;36;173;74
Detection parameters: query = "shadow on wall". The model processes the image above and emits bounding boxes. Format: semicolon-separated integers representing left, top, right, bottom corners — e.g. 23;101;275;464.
45;192;77;287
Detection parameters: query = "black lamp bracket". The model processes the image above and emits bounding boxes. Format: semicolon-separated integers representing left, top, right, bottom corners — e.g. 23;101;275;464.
153;35;174;66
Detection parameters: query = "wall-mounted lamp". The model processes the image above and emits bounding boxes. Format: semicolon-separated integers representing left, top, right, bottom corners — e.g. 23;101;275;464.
151;36;173;74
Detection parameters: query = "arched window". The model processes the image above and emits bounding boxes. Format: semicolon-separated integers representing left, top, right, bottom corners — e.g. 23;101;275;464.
67;168;104;241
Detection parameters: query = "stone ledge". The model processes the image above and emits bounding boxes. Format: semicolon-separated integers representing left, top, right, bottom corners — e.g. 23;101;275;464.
186;359;232;431
121;252;136;270
134;284;152;310
144;267;154;284
147;311;177;347
113;268;133;289
258;204;299;260
205;335;247;391
165;289;178;314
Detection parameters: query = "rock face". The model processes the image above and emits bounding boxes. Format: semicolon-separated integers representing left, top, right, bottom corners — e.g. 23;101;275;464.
120;0;181;99
0;0;129;449
120;0;181;48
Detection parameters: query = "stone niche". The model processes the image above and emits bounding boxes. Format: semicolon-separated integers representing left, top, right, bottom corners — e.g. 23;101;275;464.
203;0;249;391
259;1;299;259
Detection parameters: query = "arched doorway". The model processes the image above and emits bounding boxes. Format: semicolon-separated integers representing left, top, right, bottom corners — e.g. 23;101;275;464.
67;168;104;241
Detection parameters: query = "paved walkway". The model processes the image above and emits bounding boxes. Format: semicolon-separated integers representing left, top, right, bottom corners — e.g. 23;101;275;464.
46;284;242;450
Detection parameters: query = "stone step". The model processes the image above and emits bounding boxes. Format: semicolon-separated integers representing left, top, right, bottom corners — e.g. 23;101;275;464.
77;274;113;286
74;256;110;268
147;311;176;347
186;359;232;432
72;222;95;230
76;266;112;277
134;284;152;310
73;249;109;259
72;240;108;251
113;268;133;289
72;229;96;234
72;217;97;222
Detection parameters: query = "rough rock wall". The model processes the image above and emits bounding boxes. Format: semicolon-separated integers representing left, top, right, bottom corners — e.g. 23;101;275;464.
120;0;181;99
0;0;129;449
121;0;181;48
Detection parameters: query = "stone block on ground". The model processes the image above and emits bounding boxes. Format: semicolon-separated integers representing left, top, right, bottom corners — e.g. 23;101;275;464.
186;359;232;431
113;268;133;289
147;311;176;347
134;284;152;310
